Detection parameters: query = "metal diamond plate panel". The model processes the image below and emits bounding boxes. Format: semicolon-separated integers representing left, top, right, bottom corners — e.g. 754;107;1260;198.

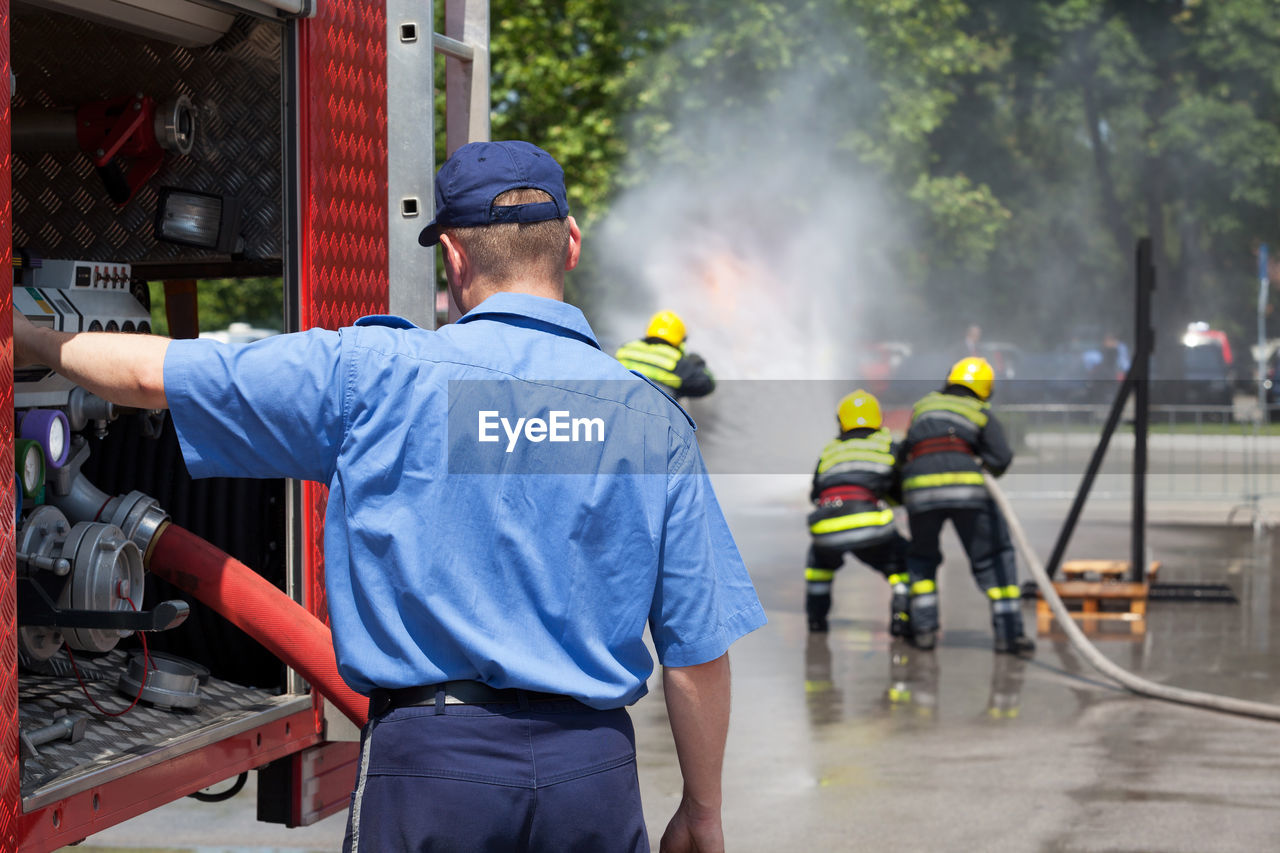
1;3;19;846
17;650;281;796
297;0;389;644
298;0;388;329
10;11;283;262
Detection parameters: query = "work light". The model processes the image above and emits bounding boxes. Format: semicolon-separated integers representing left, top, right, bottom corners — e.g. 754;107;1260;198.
154;187;244;254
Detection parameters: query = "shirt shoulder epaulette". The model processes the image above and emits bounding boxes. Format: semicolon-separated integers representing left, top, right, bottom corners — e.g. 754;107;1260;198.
353;314;420;330
632;372;697;430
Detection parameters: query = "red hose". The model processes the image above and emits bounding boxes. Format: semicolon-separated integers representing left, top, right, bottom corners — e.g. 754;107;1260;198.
149;522;368;727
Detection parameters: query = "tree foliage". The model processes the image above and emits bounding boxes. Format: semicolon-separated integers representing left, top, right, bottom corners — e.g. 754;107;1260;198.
148;278;283;338
459;1;1280;356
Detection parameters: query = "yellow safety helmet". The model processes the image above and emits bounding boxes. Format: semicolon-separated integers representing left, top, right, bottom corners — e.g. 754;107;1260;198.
646;310;686;347
836;389;883;431
947;356;995;400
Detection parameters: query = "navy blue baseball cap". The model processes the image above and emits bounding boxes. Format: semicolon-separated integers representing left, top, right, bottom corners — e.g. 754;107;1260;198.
418;141;570;247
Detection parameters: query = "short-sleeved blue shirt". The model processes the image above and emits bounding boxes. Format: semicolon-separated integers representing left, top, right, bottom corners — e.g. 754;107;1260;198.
163;292;766;708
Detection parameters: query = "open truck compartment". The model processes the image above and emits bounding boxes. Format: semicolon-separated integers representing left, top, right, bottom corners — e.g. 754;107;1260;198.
4;0;486;843
3;0;387;846
10;0;309;823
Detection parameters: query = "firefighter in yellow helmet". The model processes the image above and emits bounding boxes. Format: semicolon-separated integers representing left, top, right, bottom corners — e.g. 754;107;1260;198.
803;389;910;634
897;357;1034;655
614;311;715;399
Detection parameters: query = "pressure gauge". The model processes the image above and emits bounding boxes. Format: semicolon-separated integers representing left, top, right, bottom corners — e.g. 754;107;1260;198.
15;439;45;499
18;409;70;469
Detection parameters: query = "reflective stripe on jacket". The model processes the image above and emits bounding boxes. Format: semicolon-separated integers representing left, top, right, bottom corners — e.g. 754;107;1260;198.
911;391;989;431
812;428;896;494
808;427;898;549
900;389;1009;511
615;339;683;389
807;505;897;550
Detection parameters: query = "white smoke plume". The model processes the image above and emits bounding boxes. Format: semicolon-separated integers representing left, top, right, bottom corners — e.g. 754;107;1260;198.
591;70;912;384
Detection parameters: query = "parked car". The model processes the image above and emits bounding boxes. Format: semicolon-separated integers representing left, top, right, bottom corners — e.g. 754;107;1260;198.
1266;348;1280;415
1151;333;1234;409
199;321;280;344
1002;346;1097;405
853;341;912;396
881;348;952;406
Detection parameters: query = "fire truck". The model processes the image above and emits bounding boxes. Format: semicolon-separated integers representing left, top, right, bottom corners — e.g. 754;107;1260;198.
2;0;488;847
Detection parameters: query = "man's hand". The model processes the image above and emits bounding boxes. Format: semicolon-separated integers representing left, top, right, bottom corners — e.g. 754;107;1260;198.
660;654;730;853
659;796;724;853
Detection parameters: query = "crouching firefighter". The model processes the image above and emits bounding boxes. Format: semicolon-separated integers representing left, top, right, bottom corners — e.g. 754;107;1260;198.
898;357;1035;655
804;389;910;634
614;310;715;399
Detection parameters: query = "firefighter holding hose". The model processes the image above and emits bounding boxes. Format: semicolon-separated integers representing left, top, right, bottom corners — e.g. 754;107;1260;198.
898;357;1035;656
615;310;716;399
803;389;910;635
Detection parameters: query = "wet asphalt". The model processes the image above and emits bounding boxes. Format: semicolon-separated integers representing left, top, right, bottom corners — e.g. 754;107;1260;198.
679;478;1280;853
79;475;1280;852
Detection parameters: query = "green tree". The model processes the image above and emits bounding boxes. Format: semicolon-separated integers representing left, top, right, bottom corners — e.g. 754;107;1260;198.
952;1;1280;351
148;278;283;337
445;1;1280;359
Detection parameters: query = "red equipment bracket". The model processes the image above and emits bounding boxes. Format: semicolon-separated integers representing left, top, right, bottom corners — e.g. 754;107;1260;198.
74;95;165;206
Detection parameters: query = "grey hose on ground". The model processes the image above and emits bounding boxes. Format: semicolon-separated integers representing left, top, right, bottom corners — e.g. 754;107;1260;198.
984;472;1280;722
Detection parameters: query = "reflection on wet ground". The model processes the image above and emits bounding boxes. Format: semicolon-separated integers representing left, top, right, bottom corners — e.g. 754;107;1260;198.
631;474;1280;852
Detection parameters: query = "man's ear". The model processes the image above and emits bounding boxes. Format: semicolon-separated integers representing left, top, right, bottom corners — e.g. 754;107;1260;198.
438;232;468;285
565;216;582;272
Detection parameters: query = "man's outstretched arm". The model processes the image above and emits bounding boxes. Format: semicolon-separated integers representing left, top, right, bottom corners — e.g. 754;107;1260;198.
660;652;731;853
674;353;714;398
13;308;171;410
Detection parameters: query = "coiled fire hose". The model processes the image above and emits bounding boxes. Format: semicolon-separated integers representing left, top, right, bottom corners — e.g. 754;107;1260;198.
148;521;369;727
984;472;1280;722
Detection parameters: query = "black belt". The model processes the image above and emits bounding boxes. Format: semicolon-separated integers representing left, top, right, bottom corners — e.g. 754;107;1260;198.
368;681;576;716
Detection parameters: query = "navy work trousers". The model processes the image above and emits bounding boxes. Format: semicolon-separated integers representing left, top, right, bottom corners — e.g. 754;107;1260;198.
807;531;908;577
343;697;648;852
906;500;1018;592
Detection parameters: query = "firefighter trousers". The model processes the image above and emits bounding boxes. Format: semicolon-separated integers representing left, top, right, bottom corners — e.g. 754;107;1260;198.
904;501;1025;641
804;531;910;633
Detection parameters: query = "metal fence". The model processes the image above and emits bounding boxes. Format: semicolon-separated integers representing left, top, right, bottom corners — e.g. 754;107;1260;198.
996;403;1280;516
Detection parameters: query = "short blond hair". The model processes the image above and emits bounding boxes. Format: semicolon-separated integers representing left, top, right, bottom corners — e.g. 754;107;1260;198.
444;188;571;283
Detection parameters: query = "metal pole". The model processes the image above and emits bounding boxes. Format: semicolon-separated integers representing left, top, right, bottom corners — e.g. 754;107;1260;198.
387;0;436;327
1133;238;1155;584
1258;244;1269;425
443;0;490;325
1041;376;1133;582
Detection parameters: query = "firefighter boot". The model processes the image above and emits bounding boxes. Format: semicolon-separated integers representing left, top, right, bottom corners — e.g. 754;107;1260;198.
907;580;938;650
991;603;1035;656
888;573;911;637
806;590;832;633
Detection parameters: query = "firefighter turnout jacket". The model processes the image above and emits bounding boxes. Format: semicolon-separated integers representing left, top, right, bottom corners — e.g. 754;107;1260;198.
897;387;1013;511
614;337;715;398
808;426;900;550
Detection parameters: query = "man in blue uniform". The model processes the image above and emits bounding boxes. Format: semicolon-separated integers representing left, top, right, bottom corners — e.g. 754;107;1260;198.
13;141;766;852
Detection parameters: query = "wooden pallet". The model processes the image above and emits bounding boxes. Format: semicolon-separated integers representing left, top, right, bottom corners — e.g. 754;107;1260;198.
1035;560;1161;637
1059;559;1161;582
